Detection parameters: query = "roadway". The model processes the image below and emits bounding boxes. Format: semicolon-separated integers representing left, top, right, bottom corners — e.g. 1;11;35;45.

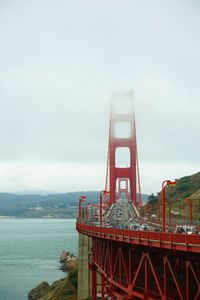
103;198;140;229
86;197;199;235
101;198;198;234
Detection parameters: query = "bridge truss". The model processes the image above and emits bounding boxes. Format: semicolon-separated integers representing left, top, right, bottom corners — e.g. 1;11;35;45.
77;223;200;299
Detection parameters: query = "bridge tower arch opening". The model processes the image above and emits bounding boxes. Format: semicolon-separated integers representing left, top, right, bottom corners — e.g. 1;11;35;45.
117;178;130;200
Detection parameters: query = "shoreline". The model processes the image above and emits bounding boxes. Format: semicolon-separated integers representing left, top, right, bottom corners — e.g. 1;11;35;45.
28;251;78;300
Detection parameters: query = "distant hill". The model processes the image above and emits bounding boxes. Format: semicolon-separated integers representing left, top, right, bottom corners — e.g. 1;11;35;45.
0;192;99;218
145;172;200;220
0;192;149;218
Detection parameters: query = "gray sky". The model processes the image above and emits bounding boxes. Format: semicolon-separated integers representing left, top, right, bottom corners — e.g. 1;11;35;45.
0;0;199;194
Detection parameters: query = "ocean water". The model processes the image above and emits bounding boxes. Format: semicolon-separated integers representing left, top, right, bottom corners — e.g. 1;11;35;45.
0;219;77;300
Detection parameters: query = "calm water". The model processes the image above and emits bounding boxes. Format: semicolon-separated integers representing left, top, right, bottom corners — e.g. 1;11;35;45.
0;219;77;300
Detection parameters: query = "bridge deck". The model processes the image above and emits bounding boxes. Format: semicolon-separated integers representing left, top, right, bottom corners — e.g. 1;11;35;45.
77;223;200;253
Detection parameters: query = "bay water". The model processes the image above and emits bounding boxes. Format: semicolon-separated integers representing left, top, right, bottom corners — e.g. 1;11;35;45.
0;219;77;300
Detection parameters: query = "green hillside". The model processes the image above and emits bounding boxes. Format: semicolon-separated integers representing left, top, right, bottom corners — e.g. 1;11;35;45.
145;172;200;221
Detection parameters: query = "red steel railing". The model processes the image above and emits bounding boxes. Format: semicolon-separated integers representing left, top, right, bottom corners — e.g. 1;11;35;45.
77;222;200;253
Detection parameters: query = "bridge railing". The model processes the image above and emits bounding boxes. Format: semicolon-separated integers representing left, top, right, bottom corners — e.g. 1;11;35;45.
76;222;200;253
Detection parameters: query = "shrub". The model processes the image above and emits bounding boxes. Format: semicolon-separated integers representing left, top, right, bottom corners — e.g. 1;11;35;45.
68;269;78;289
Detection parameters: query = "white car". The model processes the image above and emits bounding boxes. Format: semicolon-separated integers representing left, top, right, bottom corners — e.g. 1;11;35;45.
175;225;197;235
140;223;148;231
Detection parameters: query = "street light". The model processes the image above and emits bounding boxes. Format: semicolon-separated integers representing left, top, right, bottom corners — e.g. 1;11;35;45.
79;195;87;220
157;200;161;224
185;198;193;225
100;190;108;227
86;203;95;223
162;180;176;232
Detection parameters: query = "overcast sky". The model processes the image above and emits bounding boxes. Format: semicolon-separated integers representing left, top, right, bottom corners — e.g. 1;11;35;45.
0;0;199;194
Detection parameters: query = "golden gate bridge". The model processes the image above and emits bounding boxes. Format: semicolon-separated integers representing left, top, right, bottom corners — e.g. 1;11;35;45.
76;94;200;300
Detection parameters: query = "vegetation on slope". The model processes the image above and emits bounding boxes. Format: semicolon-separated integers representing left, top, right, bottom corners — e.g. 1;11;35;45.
28;274;77;300
28;253;78;300
145;172;200;220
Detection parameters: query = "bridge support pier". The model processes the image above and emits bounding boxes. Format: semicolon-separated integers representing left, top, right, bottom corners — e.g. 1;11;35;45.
77;233;92;300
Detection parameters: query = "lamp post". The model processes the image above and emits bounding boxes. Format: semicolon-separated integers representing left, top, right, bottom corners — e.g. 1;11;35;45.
157;200;161;224
100;190;106;227
79;195;87;220
185;198;193;225
86;203;95;224
162;180;176;232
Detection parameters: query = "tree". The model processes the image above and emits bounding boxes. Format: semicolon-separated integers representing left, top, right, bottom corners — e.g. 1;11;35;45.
147;193;157;205
68;269;78;289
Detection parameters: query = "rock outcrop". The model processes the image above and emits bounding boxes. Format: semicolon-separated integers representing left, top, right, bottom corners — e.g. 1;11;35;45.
59;251;78;272
28;282;51;300
28;250;78;300
28;277;77;300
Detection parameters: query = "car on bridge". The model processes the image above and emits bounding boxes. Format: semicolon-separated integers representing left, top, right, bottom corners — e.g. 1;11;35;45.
130;223;140;230
175;225;198;234
140;223;149;231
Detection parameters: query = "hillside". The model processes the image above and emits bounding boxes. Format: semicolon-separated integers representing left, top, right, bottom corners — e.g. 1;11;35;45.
0;192;99;218
145;172;200;221
0;192;149;218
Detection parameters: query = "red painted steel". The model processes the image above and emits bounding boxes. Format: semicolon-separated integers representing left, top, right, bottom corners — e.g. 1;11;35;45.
100;190;105;227
77;223;200;299
78;195;87;219
162;180;176;232
104;97;142;206
77;223;200;254
77;101;200;299
109;109;138;205
135;118;143;208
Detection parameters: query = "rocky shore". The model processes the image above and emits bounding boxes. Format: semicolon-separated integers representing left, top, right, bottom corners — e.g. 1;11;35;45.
59;251;78;272
28;251;78;300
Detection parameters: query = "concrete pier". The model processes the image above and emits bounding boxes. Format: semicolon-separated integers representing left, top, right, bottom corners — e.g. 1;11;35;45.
77;233;92;300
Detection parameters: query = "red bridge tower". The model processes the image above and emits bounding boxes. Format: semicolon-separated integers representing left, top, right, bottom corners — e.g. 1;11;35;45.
107;95;142;206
